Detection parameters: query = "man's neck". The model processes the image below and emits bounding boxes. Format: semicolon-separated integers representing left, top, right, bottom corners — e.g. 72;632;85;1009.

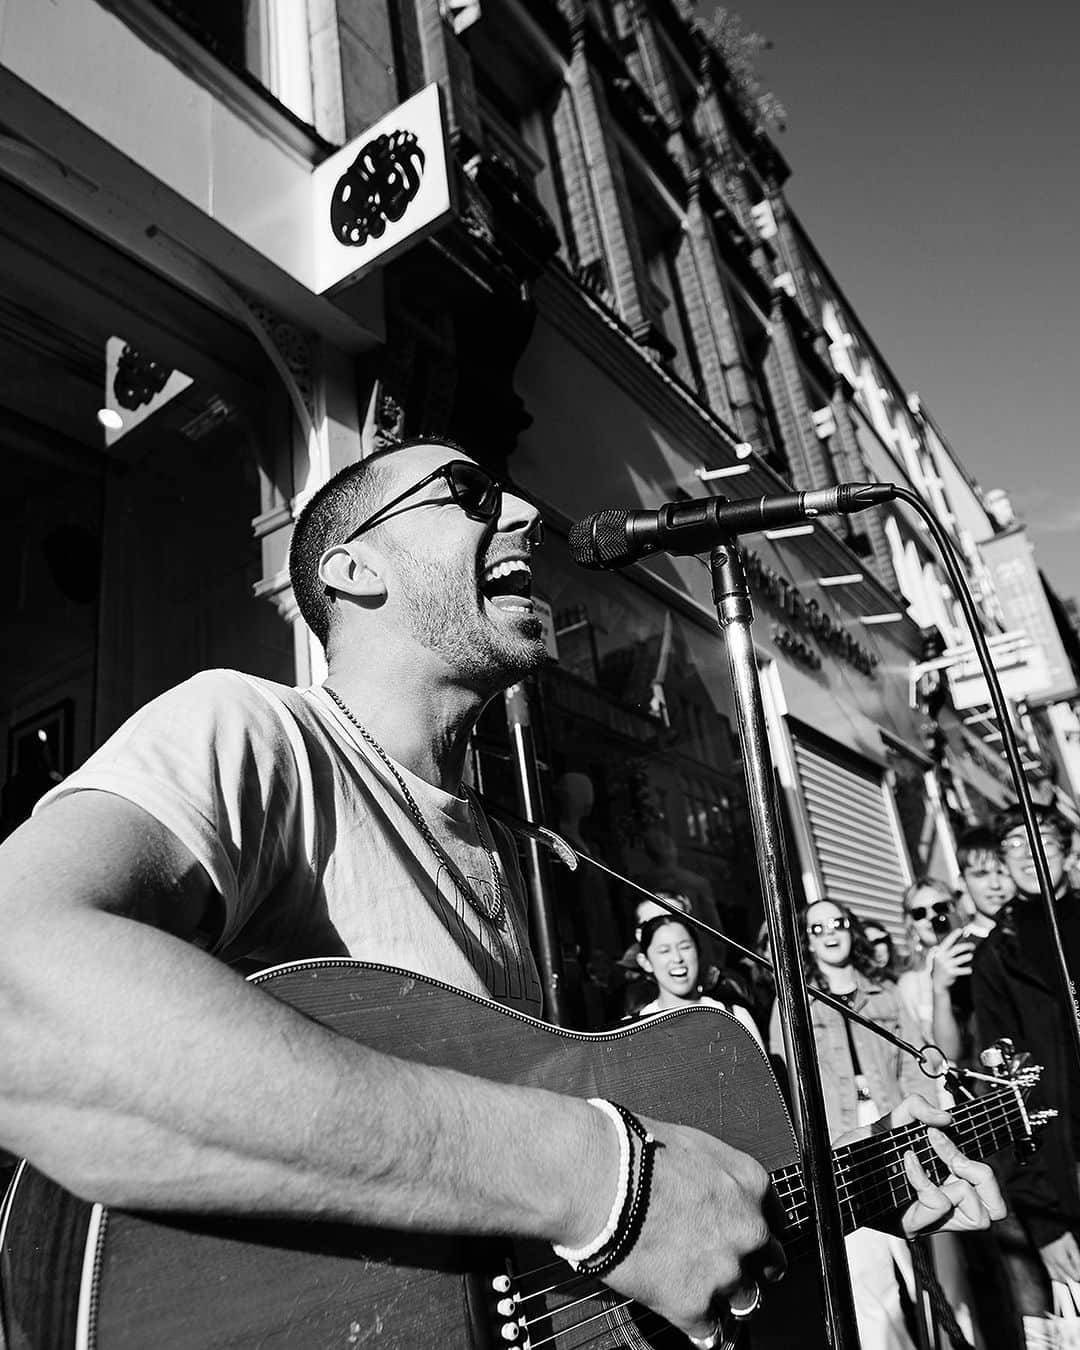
323;661;485;794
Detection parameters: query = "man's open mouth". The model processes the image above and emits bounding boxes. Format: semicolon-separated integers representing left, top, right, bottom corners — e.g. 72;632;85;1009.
480;558;534;613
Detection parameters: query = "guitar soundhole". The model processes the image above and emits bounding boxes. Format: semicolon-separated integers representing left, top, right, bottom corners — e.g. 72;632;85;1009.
495;1242;693;1349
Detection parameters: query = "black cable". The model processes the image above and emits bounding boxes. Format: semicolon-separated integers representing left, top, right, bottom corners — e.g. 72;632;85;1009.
892;485;1080;1080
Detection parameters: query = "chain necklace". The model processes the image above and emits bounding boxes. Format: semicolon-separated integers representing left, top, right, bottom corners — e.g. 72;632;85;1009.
322;686;505;926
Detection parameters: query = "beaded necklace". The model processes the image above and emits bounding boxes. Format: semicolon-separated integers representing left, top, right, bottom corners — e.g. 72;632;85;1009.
322;686;504;926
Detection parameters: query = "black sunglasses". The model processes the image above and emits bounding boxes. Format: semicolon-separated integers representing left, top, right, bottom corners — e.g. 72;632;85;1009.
907;899;952;922
807;916;851;937
339;460;504;546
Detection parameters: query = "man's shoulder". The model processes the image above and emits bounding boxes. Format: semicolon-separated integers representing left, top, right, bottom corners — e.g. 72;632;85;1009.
974;915;1009;959
974;902;1037;973
137;669;312;731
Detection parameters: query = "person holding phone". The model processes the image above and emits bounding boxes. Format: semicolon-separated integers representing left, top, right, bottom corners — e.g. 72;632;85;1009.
897;878;974;1068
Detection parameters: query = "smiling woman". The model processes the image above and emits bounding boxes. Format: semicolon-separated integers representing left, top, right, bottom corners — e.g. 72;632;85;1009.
627;916;763;1049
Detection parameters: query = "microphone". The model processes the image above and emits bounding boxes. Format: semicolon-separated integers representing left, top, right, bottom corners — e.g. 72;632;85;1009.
568;482;897;570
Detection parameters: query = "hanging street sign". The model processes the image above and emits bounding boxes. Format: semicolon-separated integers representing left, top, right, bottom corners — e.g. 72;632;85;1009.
312;83;454;295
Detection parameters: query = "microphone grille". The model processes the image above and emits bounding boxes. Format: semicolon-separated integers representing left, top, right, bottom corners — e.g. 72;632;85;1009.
568;510;629;568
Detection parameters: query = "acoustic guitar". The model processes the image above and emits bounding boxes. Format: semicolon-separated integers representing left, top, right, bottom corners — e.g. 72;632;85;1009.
0;959;1045;1349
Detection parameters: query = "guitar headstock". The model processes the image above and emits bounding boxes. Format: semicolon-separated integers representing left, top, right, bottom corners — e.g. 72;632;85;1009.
978;1038;1041;1090
972;1038;1053;1158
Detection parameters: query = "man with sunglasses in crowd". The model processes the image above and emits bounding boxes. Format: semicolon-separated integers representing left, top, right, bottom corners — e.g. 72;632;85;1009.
972;804;1080;1317
0;438;1005;1346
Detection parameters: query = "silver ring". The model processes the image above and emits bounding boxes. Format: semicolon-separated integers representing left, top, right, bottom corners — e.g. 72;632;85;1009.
728;1281;763;1320
689;1325;722;1349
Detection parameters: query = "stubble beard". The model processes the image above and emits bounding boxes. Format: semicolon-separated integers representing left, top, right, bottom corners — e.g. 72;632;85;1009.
397;551;547;694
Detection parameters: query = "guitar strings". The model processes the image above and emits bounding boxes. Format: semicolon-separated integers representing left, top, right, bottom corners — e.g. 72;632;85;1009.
522;1294;706;1350
518;1287;735;1350
504;1090;1028;1334
782;1097;1024;1231
511;1092;1019;1271
513;1095;1022;1292
522;1291;643;1348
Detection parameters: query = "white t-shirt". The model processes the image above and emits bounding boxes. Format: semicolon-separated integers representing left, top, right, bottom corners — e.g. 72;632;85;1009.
634;995;765;1050
35;671;542;1014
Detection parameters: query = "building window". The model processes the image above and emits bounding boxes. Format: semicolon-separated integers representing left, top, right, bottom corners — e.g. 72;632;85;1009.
145;0;314;125
462;11;570;259
623;159;702;392
728;291;788;476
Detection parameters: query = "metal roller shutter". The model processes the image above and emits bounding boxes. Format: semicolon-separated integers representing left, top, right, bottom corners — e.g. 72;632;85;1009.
791;734;911;942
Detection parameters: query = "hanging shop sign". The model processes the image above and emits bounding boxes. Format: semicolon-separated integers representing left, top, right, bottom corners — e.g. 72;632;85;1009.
101;336;194;448
744;550;879;676
312;83;454;294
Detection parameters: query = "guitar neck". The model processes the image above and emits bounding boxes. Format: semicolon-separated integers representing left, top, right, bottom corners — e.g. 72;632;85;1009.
772;1085;1025;1249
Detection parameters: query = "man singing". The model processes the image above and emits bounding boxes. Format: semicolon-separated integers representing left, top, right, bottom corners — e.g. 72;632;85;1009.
0;439;1002;1345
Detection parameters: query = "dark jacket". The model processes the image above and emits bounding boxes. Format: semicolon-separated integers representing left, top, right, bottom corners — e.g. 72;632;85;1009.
971;895;1080;1249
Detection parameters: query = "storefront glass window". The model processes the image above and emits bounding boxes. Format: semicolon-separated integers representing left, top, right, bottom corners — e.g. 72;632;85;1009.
510;548;761;1029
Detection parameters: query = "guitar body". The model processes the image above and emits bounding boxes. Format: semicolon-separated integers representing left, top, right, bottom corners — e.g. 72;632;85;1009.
0;960;822;1348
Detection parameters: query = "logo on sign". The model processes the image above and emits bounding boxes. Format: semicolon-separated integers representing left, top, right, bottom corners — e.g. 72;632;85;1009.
313;84;452;293
330;130;426;247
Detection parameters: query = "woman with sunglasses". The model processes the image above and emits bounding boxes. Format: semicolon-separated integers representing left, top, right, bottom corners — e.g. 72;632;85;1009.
897;878;974;1070
769;899;954;1349
896;881;988;1347
770;899;927;1144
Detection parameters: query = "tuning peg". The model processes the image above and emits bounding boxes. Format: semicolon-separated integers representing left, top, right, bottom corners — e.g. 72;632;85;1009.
981;1038;1019;1075
980;1045;1006;1072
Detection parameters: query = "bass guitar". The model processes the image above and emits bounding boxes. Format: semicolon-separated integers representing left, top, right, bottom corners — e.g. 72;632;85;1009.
0;959;1046;1349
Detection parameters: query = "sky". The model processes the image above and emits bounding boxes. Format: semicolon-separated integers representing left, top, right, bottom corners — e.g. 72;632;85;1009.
699;0;1080;601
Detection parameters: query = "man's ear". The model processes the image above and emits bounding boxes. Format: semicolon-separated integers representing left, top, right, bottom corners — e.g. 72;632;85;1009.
318;542;386;601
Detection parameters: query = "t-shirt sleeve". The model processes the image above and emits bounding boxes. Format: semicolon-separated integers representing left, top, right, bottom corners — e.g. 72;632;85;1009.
732;1003;766;1051
33;670;309;946
767;997;785;1061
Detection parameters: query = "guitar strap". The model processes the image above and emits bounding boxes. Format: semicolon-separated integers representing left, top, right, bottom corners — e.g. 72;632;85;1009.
836;990;875;1109
473;793;579;872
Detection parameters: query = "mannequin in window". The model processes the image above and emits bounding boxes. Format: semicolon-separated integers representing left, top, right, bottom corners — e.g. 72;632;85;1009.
552;770;621;1027
633;826;725;968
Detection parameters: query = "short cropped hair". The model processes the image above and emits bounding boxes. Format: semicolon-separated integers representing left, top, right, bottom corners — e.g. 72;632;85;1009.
956;825;1003;873
287;436;469;650
996;802;1073;853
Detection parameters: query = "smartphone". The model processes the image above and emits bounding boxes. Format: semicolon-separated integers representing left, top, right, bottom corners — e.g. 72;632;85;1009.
930;904;966;938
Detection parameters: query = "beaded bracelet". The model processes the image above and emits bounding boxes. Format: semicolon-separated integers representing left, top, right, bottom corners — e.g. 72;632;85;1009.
552;1098;633;1267
578;1104;661;1278
552;1099;663;1277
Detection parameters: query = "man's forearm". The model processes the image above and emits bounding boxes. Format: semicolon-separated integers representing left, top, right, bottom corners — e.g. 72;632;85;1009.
0;910;613;1246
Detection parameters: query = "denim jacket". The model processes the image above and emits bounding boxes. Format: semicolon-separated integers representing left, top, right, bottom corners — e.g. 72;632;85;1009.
769;970;929;1139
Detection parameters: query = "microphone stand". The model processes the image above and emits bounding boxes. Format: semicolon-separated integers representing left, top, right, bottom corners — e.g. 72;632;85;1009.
710;536;861;1350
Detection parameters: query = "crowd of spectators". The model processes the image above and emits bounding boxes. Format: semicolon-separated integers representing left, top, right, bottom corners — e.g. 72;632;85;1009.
616;804;1080;1348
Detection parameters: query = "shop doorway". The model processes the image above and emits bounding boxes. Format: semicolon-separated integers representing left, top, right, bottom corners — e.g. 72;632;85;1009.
0;183;295;837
